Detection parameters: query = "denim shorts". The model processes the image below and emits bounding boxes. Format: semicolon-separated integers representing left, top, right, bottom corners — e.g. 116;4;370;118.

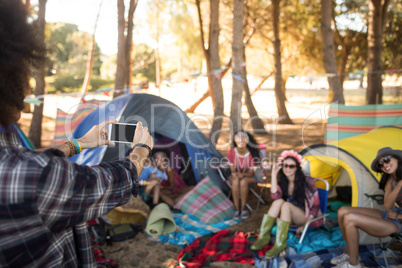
381;205;402;232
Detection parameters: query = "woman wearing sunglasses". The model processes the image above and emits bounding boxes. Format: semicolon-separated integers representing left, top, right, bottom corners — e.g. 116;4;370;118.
250;150;322;257
331;147;402;268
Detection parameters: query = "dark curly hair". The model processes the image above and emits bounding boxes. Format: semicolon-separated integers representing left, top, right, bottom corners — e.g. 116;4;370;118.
378;154;402;190
232;130;261;163
0;0;44;127
277;156;314;210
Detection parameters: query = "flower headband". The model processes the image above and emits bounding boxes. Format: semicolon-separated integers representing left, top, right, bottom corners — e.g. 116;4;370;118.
277;150;303;164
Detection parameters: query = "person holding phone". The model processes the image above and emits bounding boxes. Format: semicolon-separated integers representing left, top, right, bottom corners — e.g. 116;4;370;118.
250;150;322;258
0;2;153;266
330;147;402;268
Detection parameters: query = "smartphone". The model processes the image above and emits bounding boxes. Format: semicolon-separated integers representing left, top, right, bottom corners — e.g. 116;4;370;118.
108;123;137;144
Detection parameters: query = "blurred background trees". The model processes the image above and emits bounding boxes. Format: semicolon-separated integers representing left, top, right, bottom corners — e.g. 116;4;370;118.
25;0;402;143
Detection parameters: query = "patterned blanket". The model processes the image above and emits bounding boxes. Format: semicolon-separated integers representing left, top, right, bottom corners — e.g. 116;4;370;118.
255;244;402;268
174;230;272;268
150;213;241;248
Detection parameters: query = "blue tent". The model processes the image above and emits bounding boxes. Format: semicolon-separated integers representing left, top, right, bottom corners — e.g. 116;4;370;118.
69;93;222;184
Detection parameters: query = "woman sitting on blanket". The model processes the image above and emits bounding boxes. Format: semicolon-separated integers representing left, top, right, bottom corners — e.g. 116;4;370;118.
331;147;402;268
250;150;322;258
152;149;194;208
227;130;261;220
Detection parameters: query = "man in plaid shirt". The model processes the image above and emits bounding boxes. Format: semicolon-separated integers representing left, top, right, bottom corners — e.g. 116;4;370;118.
0;1;154;267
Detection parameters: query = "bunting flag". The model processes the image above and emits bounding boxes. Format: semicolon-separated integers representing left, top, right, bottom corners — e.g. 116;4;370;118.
22;68;402;104
232;74;244;82
24;97;43;106
213;72;222;80
96;86;112;92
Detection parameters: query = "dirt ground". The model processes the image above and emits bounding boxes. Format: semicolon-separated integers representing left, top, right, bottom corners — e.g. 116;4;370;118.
18;111;326;268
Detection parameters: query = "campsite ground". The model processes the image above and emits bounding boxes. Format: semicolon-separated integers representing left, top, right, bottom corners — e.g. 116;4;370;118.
16;85;400;267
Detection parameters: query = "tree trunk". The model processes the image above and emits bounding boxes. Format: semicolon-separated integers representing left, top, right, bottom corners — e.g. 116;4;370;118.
80;1;103;98
114;0;126;98
208;0;225;145
272;0;292;124
29;0;47;148
230;0;245;133
321;0;345;104
242;47;267;134
124;0;138;90
367;0;385;104
80;36;95;97
337;45;349;90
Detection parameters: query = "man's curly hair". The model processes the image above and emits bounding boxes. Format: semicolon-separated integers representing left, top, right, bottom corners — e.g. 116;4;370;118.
0;0;43;127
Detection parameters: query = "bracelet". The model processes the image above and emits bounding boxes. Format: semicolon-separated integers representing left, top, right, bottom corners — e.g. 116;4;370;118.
131;143;152;157
64;141;76;157
71;139;81;154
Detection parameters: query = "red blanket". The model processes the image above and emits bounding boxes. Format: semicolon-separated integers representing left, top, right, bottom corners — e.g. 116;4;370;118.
175;230;272;268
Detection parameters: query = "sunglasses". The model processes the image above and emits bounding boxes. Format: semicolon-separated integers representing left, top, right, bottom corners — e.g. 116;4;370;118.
377;155;392;169
283;164;296;169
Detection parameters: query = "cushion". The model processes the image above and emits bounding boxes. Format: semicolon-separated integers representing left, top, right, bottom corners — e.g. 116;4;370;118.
174;177;234;224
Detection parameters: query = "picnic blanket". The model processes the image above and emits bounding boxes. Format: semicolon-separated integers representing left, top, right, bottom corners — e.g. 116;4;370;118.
255;244;402;268
174;230;272;268
150;213;241;248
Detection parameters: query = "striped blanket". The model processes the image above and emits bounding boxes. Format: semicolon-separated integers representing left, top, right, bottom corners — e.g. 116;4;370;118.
325;103;402;143
53;99;105;145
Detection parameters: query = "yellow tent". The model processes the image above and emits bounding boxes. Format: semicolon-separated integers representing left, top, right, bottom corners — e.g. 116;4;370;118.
301;126;402;244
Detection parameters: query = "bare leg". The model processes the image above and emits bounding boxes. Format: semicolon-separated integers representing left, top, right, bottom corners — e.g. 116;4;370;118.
338;207;382;239
278;202;305;225
342;209;399;265
267;199;285;218
239;177;256;211
229;176;240;211
159;190;175;207
152;184;160;205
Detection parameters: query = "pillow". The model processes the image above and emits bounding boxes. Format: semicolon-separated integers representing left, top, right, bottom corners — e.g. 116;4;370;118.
174;177;234;224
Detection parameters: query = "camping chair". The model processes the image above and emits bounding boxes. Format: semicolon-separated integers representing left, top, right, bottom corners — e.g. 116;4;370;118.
365;193;402;268
289;177;330;244
211;144;268;211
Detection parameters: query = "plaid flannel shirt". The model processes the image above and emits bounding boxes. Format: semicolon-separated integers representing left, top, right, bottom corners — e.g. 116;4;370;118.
0;132;138;267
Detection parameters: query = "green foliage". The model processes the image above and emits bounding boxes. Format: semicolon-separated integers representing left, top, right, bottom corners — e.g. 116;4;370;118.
49;75;113;93
383;4;402;69
50;75;83;93
45;22;102;77
132;43;156;82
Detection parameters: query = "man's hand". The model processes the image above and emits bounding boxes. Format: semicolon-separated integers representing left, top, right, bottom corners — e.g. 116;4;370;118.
131;121;154;149
77;120;117;149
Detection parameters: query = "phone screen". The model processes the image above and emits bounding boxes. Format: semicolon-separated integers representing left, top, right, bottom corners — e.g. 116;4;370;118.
109;123;137;143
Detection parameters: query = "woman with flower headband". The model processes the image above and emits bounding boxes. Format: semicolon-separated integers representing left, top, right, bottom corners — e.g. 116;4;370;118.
330;147;402;268
227;131;261;220
250;150;322;258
